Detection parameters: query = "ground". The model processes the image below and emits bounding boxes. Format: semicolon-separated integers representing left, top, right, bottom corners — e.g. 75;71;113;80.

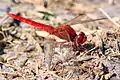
0;0;120;80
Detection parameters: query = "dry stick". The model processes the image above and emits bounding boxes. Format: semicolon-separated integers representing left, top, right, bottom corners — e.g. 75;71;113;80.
99;8;120;27
65;70;73;80
0;71;27;79
0;31;6;39
0;61;20;70
47;71;63;79
99;36;106;55
36;64;39;75
0;71;19;76
84;46;99;55
115;39;120;53
0;31;6;44
37;70;63;79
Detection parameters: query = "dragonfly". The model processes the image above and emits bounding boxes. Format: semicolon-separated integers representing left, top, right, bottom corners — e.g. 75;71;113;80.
7;12;87;52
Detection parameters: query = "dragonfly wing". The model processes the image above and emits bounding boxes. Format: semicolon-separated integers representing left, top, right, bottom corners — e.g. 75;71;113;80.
65;25;77;41
52;25;77;41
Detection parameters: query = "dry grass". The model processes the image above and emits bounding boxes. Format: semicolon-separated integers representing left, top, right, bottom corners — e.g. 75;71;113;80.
0;0;120;80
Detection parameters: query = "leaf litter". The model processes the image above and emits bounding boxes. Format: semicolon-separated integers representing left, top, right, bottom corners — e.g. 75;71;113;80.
0;0;120;80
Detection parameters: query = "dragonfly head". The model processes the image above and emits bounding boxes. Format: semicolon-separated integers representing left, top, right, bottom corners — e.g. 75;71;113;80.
73;32;87;52
76;32;87;44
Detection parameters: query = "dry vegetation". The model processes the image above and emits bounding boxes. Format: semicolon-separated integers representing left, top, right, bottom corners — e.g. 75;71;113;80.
0;0;120;80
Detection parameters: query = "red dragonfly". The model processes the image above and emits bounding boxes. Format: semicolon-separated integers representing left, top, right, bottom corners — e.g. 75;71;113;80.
7;12;87;52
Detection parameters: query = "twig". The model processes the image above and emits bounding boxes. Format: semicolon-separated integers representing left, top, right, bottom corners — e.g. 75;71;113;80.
99;37;105;55
65;70;73;80
0;31;6;39
0;61;20;70
84;46;99;55
36;64;39;75
47;70;63;79
99;8;120;27
0;71;26;79
115;39;120;53
0;71;20;76
37;70;64;79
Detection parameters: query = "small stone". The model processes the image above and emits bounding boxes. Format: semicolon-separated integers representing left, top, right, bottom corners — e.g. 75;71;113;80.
104;72;115;80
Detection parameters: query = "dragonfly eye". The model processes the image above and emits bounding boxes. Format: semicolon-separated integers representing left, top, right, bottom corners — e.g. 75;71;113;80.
77;32;87;44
